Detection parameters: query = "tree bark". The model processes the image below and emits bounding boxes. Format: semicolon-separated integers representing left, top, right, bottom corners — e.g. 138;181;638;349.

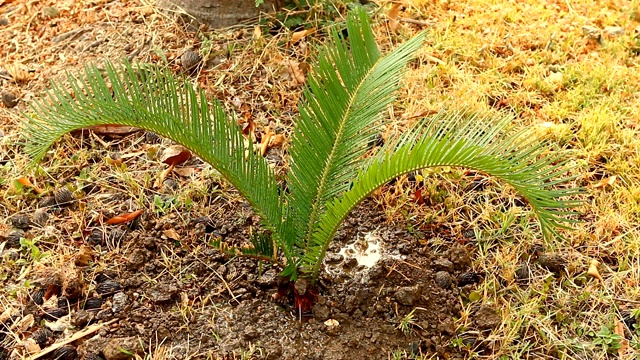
156;0;283;28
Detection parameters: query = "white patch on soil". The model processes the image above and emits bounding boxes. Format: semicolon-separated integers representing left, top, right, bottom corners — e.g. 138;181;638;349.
338;232;382;268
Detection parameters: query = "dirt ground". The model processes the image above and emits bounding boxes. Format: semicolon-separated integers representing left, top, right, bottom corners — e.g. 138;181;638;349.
3;0;640;359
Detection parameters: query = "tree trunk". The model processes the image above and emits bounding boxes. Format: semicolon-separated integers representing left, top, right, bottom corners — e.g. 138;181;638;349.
156;0;283;28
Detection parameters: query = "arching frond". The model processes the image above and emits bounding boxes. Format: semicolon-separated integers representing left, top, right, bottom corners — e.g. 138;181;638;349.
22;62;295;265
285;7;427;253
303;111;583;279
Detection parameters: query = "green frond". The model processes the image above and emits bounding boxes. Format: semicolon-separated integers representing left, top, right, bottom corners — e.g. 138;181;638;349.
22;61;296;267
302;111;583;279
285;7;427;253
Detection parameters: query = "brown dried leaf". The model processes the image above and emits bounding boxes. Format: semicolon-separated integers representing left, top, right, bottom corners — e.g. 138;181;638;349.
163;228;180;241
16;177;43;194
614;319;629;356
106;209;144;225
160;145;191;165
388;3;402;32
590;175;617;189
173;167;197;177
291;28;314;43
269;134;285;148
74;246;94;267
89;125;140;135
587;259;603;282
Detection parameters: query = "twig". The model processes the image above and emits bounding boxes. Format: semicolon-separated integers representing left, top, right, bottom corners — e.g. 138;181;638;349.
51;27;91;43
28;319;117;359
399;17;434;27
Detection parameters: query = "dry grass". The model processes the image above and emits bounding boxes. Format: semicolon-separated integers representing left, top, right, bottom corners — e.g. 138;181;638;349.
2;0;640;358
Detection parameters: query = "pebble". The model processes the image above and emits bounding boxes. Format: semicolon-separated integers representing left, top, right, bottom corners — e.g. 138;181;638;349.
435;271;453;288
538;253;567;273
181;49;202;72
112;292;130;313
257;269;278;286
432;257;454;272
103;337;144;360
394;286;420;306
2;91;18;108
11;214;31;230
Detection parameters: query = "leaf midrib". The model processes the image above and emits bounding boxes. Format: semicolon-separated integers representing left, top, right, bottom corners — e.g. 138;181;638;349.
300;56;381;255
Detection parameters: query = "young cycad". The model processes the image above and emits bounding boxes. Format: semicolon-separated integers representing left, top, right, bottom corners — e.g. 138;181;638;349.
22;7;580;284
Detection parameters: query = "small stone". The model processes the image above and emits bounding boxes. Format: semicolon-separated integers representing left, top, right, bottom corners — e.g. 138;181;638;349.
31;209;49;227
103;337;144;360
148;284;178;303
447;246;472;270
111;292;130;313
394;286;420;306
6;229;25;248
432;257;454;272
38;196;56;208
71;309;95;327
257;269;278;286
474;305;501;330
42;6;60;18
312;304;331;321
325;252;343;264
127;249;146;270
538;253;567;274
54;187;75;205
294;277;310;295
603;26;624;37
2;91;18;108
515;262;531;282
181;49;202;72
11;214;31;230
435;271;452;288
242;325;259;340
0;18;9;27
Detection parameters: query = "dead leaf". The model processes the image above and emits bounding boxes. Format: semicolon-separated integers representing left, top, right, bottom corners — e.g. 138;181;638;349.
291;28;314;43
163;228;180;241
160;145;191;165
173;167;197;177
614;319;629;356
106;209;144;225
387;3;402;32
155;145;191;187
269;134;285;148
16;177;43;194
253;25;262;40
280;60;307;86
89;125;140;135
74;246;94;267
590;175;617;189
587;259;603;282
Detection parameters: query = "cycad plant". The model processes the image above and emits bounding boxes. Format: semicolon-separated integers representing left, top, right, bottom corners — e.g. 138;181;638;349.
22;8;580;285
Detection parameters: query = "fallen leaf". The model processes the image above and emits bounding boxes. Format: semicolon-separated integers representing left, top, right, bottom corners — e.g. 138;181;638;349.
74;246;94;267
387;3;402;32
590;175;617;189
414;188;424;205
291;28;314;43
16;177;43;194
279;60;307;86
614;319;629;356
5;63;31;83
253;25;262;40
324;319;339;327
160;145;191;165
587;259;603;282
163;228;180;241
87;125;140;135
269;134;285;148
156;145;191;187
173;167;197;177
106;209;144;225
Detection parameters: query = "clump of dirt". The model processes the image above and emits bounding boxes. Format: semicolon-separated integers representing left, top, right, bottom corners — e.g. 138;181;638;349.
1;198;490;359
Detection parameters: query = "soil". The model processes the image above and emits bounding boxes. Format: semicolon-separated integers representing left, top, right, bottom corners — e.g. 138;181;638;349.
2;197;491;359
